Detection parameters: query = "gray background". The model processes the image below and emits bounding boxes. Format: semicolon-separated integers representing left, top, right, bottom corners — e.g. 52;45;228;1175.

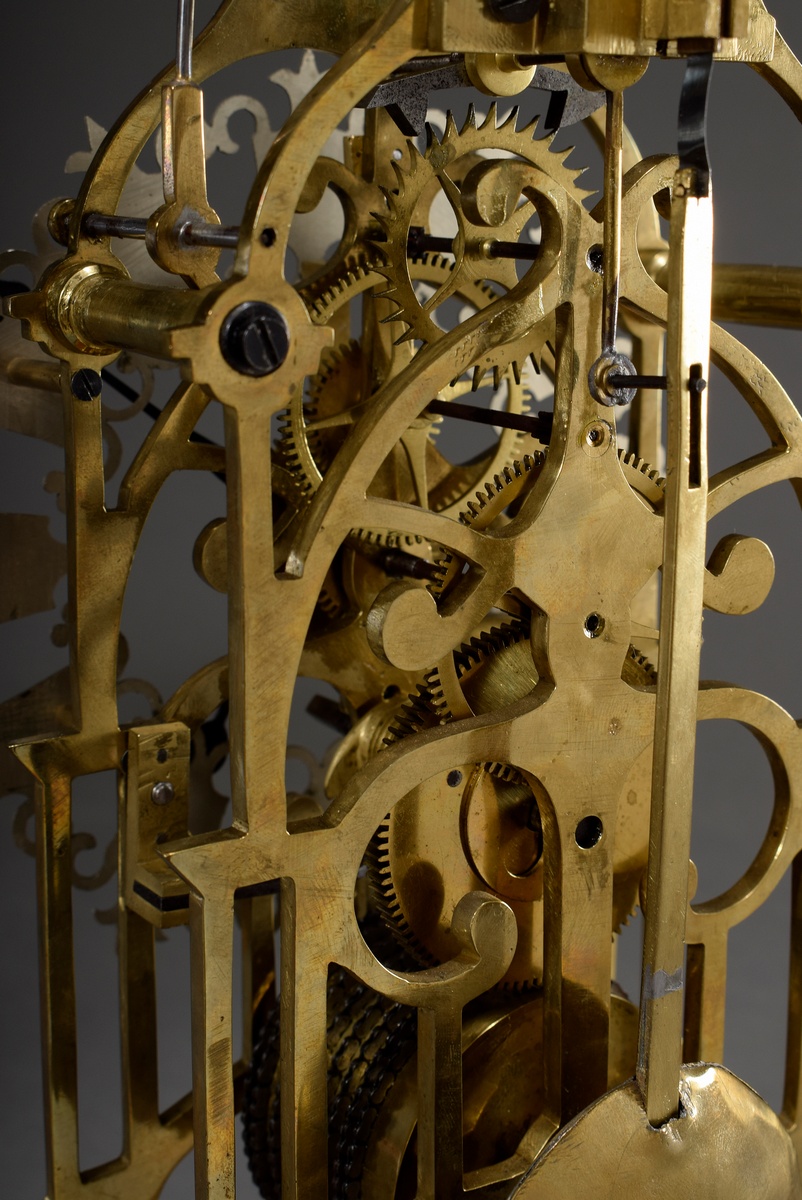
3;1;802;1195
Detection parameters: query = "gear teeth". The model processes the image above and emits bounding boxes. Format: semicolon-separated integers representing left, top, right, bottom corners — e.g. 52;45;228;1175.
370;204;391;228
480;101;499;131
485;760;524;784
472;364;487;390
619;450;665;489
383;682;443;744
499;104;519;132
392;326;416;345
390;157;408;192
627;644;658;685
461;104;478;133
452;621;529;677
303;257;381;326
350;527;426;552
405;142;425;174
443;110;459;142
518;113;541;142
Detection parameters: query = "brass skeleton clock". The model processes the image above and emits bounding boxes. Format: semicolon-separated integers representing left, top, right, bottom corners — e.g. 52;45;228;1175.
3;0;802;1196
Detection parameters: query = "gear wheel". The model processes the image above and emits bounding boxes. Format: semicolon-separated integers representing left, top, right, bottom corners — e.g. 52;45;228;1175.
431;448;664;599
243;957;417;1200
244;968;639;1200
372;104;592;370
286;253;546;515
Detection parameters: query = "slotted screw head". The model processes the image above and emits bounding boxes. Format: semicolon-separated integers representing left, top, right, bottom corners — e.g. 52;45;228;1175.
71;369;102;402
219;301;290;377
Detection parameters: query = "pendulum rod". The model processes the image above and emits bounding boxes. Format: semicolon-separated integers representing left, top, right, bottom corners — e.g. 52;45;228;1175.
602;88;624;354
637;52;714;1127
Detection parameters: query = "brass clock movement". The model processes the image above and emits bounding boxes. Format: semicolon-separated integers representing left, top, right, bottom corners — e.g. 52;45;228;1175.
3;0;802;1196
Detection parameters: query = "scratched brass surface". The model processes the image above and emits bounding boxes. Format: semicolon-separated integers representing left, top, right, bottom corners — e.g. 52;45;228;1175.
3;1;802;1198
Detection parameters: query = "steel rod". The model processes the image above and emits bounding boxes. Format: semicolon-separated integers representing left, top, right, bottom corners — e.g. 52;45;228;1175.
425;397;552;439
407;225;540;263
176;0;196;81
84;214;148;240
602;89;623;352
181;223;240;249
607;374;668;391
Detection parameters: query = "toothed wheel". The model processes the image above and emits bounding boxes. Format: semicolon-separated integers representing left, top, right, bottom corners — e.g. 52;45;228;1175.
243;918;419;1200
285;253;546;520
245;975;640;1199
372;103;593;376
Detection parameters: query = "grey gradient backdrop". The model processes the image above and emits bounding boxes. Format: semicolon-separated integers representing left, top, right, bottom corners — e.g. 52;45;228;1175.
3;2;802;1195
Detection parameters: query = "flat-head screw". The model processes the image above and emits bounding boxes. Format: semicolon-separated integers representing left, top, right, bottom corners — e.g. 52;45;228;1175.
219;301;290;378
70;369;102;402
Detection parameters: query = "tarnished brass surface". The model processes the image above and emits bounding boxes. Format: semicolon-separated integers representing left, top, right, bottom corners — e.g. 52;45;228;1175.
512;1064;802;1199
4;1;802;1198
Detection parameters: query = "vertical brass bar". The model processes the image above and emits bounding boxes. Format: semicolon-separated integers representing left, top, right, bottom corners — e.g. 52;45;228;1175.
118;908;160;1141
416;1005;464;1199
683;936;727;1064
542;814;613;1124
280;882;330;1200
602;90;624;352
61;375;120;739
223;405;283;835
637;167;713;1126
189;889;236;1200
35;768;82;1198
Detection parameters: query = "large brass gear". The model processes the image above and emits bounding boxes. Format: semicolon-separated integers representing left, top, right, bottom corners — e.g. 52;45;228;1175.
284;252;545;516
372;104;592;368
